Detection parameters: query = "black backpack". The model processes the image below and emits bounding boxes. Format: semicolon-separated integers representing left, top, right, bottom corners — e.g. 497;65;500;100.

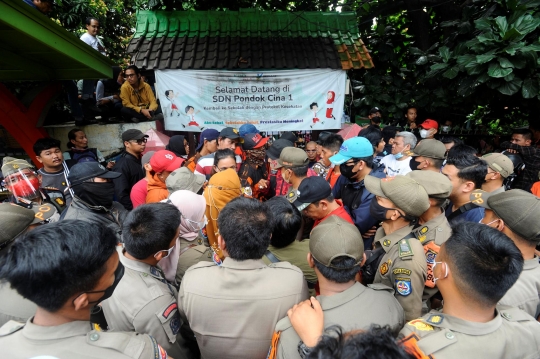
66;148;98;168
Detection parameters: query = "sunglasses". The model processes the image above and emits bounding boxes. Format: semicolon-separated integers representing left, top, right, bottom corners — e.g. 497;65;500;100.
131;138;147;145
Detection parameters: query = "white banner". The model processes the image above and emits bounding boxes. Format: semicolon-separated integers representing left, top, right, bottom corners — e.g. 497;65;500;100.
155;69;346;132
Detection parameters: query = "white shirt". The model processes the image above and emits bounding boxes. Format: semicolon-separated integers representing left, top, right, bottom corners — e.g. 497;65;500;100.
80;32;106;55
380;154;412;176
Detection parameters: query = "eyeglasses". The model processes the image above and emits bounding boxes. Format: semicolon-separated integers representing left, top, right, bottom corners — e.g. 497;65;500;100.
125;73;137;78
215;165;236;172
131;138;147;145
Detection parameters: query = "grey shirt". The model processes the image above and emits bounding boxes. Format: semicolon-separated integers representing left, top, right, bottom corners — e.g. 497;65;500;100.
499;257;540;318
37;166;72;203
0;283;36;327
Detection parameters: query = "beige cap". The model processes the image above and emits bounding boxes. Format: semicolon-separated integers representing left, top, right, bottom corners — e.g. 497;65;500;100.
364;175;430;217
406;170;452;198
405;139;446;160
482;153;514;178
278;147;308;168
166;167;205;194
309;216;364;267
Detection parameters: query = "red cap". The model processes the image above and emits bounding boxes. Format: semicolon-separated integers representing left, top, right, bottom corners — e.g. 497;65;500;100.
420;119;439;130
150;150;184;173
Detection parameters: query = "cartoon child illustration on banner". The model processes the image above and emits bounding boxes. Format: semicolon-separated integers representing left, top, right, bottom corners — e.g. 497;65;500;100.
181;105;204;130
309;102;324;128
326;91;336;120
164;90;181;117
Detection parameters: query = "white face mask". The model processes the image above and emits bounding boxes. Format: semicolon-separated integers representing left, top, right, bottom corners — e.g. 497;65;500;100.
419;129;429;138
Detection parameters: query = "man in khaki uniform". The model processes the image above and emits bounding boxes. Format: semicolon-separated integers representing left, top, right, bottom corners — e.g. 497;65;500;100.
406;171;452;303
273;216;404;359
406;139;446;172
179;197;308;359
280;147;311;198
399;222;540;359
472;189;540;318
0;220;169;359
364;175;430;321
102;203;190;359
481;152;514;194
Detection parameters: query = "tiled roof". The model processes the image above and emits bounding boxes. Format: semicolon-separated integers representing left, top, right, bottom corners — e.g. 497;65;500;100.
127;9;374;71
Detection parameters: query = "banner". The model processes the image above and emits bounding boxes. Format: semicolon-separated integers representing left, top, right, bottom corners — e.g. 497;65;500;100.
155;69;346;132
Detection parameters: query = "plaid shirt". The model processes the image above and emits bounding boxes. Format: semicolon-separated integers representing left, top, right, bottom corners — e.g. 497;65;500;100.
500;142;540;191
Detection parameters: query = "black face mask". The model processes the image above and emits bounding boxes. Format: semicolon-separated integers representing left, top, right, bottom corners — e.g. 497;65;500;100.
369;197;391;223
339;161;360;180
409;158;422;171
76;182;115;208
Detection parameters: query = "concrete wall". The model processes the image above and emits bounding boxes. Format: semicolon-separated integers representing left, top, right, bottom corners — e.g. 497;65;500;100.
45;121;157;157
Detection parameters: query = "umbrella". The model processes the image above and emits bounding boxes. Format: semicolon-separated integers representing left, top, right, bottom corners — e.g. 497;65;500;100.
143;128;170;154
337;123;362;140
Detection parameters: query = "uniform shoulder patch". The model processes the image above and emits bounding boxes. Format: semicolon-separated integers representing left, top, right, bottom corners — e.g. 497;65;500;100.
426;314;444;325
498;306;536;322
393;268;412;276
407;319;434;331
0;321;24;337
380;261;390;276
395;278;412;296
383;239;392;247
398;238;414;258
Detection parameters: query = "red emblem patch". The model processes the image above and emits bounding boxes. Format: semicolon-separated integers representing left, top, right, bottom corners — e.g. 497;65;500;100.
162;303;178;319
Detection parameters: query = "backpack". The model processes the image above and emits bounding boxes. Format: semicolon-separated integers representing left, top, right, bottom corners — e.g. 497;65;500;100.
66;149;98;168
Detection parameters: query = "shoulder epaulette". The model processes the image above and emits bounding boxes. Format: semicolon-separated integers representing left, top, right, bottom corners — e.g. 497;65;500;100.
398;238;414;259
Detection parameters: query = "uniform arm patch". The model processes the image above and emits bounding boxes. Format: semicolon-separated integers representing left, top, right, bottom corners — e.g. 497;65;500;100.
162;303;178;319
395;277;412;296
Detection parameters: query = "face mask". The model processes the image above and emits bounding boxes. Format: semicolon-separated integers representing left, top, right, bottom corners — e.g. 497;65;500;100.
8;175;40;200
76;182;115;208
154;245;175;260
479;218;499;226
393;151;404;160
432;261;448;284
369;198;390;223
420;129;429;138
409;159;422;171
339;161;359;180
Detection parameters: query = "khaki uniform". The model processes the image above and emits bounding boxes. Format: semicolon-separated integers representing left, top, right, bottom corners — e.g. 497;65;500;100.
175;235;213;286
274;282;404;359
499;257;540;318
0;283;36;326
179;258;309;359
102;249;189;359
373;225;427;321
399;307;540;358
0;319;168;359
262;240;317;284
412;212;452;301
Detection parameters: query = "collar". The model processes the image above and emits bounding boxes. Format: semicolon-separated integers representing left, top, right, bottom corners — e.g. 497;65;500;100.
221;257;268;270
426;310;502;336
119;249;165;281
23;318;90;340
317;282;366;310
523;257;540;270
413;212;448;243
376;224;415;253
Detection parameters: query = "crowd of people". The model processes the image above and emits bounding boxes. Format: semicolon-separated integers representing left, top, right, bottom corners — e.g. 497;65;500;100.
1;117;540;359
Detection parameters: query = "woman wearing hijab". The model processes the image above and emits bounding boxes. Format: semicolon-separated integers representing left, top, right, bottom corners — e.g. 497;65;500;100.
203;168;242;263
159;190;212;286
238;133;270;200
166;135;189;159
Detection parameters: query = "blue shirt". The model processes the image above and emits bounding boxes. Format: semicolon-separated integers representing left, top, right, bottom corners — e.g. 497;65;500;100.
445;202;485;225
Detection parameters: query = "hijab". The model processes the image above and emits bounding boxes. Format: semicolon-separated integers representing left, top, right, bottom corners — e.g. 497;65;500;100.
166;135;187;157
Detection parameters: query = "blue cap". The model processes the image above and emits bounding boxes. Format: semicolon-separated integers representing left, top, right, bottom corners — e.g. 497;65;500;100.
196;129;220;151
239;124;259;137
330;137;374;165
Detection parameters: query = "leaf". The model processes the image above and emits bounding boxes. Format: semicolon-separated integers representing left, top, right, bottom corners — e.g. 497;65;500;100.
439;46;451;62
457;54;476;66
477;73;491;83
430;63;449;71
416;56;428;65
465;61;485;75
478;33;497;43
476;54;496;64
522;78;539;98
498;57;514;68
488;63;513;78
495;16;508;38
502;27;523;41
504;42;525;55
409;47;424;56
497;79;521;95
443;66;460;79
475;18;492;31
503;73;515;81
514;14;540;36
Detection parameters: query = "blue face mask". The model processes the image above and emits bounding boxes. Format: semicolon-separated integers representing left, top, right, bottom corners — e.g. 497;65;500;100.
393;151;404;160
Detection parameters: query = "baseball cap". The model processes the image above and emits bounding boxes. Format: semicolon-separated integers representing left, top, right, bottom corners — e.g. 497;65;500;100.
141;151;155;168
150;150;184;173
470;189;540;241
419;119;439;130
267;139;294;160
1;157;34;178
482;153;514;178
369;107;381;115
239;124;259;137
316;131;333;145
281;132;297;144
0;202;34;247
310;215;364;268
279;147;308;168
329;137;373;165
122;129;148;142
242;133;269;150
196;129;220;151
364;175;430;217
293;176;332;211
219;127;240;140
166;167;205;194
405;139;446;160
407;170;452;198
68;162;121;187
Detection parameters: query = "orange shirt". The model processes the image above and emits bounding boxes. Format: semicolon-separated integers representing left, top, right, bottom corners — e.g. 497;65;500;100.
531;181;540;197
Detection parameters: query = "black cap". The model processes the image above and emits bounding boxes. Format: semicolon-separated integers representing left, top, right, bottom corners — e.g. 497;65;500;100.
280;131;297;143
122;129;148;142
267;139;294;160
219;127;240;139
316;131;333;145
68;162;121;187
293;176;332;211
369;107;381;114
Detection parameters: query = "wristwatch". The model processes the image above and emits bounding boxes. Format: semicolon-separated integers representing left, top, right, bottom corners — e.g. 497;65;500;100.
297;340;312;359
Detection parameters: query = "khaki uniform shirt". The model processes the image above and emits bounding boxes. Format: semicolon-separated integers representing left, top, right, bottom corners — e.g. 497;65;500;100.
175;236;213;286
0;318;168;359
274;282;405;359
373;225;427;321
179;258;309;359
412;212;452;301
399;307;540;359
262;240;317;284
0;283;36;327
102;250;189;359
499;257;540;318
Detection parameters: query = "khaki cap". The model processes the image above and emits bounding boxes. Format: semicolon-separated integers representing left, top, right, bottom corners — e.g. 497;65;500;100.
309;216;364;268
405;139;446;160
166;167;206;194
364;175;430;217
0;203;34;248
278;147;308;168
406;170;452;198
1;157;34;178
482;153;514;178
470;189;540;241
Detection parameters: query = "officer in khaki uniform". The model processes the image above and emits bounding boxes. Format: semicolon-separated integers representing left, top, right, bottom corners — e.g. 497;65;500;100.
472;189;540;318
407;171;452;302
364;175;430;321
0;220;170;359
481;152;514;194
405;138;446;172
273;216;404;359
399;222;540;358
